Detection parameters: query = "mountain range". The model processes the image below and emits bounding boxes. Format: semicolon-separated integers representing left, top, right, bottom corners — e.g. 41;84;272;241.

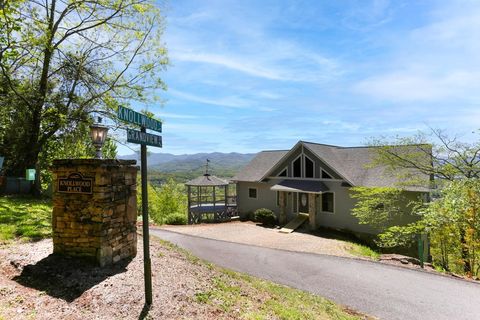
118;152;256;177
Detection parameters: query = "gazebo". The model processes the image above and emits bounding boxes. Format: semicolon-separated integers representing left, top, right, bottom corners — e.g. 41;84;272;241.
185;173;237;224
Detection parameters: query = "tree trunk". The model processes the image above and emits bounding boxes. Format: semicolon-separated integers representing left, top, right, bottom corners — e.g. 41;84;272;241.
460;229;472;275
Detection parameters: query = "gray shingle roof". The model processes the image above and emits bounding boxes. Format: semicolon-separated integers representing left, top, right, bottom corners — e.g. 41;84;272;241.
185;174;229;186
231;150;287;182
234;141;431;191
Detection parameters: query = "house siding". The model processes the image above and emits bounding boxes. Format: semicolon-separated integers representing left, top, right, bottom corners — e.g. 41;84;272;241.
237;180;423;235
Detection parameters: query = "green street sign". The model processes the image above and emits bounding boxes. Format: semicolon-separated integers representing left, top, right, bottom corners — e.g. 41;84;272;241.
26;169;36;181
127;129;162;148
117;106;162;133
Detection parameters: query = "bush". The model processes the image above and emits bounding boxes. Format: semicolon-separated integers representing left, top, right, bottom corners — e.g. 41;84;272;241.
254;208;276;226
165;213;187;225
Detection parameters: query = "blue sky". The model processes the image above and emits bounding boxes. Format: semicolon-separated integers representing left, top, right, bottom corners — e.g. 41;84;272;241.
117;0;480;155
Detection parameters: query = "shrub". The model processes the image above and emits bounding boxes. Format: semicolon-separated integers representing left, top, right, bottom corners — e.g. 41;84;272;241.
165;213;187;225
254;208;276;226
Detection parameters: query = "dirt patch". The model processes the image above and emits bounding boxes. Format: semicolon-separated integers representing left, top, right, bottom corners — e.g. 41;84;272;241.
160;221;359;258
0;238;237;320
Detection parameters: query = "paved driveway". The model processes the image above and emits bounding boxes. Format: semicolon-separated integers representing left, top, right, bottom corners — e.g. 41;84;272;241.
160;221;356;257
151;228;480;320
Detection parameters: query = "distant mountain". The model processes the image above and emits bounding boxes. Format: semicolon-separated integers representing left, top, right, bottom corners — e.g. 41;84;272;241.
118;152;256;177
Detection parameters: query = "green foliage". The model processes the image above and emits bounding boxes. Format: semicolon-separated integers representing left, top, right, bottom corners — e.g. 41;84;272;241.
347;243;381;260
370;130;480;184
138;178;188;225
0;0;168;192
254;208;276;226
350;187;406;232
0;196;51;241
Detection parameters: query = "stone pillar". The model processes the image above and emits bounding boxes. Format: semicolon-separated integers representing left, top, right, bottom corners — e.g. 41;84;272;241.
279;191;287;225
51;159;138;266
308;193;316;230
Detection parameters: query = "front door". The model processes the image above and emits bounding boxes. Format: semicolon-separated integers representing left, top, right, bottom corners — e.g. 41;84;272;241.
298;192;309;213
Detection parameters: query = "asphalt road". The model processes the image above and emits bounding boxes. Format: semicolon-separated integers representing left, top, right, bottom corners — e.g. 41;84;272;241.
150;229;480;320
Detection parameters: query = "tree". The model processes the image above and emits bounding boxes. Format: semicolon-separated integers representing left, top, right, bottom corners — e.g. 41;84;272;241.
350;187;408;233
0;0;168;192
370;129;480;184
367;130;480;276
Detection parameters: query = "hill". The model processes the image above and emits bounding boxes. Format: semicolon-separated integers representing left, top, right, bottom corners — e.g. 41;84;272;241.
118;152;256;183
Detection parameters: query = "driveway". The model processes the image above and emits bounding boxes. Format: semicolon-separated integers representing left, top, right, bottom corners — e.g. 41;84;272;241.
160;221;357;257
151;228;480;320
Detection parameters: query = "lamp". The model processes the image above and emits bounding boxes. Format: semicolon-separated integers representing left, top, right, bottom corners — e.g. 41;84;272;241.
89;117;109;159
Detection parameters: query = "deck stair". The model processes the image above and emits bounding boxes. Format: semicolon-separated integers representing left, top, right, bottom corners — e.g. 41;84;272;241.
279;213;308;233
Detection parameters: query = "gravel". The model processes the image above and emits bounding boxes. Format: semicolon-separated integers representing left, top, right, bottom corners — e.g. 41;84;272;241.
160;221;357;258
0;238;237;320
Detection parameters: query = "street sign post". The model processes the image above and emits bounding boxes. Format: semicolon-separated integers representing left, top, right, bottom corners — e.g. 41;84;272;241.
118;106;162;306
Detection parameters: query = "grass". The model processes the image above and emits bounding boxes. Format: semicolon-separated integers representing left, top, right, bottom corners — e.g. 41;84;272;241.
347;243;380;260
0;196;52;241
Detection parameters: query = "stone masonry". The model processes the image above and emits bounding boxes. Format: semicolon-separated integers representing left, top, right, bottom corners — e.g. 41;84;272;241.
51;159;138;266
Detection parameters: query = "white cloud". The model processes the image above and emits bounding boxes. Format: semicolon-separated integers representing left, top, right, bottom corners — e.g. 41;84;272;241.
352;2;480;103
168;88;252;108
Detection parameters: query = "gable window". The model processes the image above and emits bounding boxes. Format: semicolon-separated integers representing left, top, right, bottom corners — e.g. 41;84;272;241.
278;168;287;177
305;156;314;178
322;192;334;213
248;188;257;199
293;156;302;177
322;170;332;179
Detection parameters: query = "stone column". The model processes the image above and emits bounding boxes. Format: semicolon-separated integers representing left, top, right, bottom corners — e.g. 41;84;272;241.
308;193;316;230
279;191;287;225
51;159;138;266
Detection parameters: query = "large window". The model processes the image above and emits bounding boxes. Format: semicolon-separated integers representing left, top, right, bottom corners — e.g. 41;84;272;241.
305;156;314;178
248;188;257;199
322;192;334;213
293;157;302;177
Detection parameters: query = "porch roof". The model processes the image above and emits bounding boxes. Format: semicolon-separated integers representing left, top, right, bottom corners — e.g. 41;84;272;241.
270;180;329;194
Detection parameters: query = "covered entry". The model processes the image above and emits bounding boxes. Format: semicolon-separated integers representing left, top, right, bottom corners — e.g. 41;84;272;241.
271;180;329;229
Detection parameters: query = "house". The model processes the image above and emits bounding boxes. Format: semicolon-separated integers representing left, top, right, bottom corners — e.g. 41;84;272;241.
232;141;430;236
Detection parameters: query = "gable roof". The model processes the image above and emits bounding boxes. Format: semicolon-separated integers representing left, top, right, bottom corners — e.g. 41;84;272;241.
232;150;287;182
233;141;431;191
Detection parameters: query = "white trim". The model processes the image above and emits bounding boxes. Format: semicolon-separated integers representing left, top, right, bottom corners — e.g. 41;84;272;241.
292;154;303;178
320;191;335;214
302;143;354;185
260;141;304;181
248;187;258;199
304;154;315;178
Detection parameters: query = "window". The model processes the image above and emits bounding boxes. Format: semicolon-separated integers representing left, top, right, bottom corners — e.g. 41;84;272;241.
322;170;332;179
322;192;334;213
276;191;280;206
278;168;287;177
305;157;314;178
293;157;302;177
248;188;257;199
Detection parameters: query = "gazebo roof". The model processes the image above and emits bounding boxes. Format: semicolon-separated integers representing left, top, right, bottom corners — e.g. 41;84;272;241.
185;174;229;187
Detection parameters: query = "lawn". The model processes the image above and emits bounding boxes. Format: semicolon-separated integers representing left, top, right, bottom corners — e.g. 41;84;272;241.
0;196;52;241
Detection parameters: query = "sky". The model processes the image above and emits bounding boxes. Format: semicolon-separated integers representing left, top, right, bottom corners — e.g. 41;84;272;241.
117;0;480;155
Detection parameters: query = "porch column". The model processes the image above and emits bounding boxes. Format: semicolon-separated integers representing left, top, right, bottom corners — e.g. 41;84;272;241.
308;193;316;230
279;191;287;225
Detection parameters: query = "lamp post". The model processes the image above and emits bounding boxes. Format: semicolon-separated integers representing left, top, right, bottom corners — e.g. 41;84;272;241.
89;120;109;159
